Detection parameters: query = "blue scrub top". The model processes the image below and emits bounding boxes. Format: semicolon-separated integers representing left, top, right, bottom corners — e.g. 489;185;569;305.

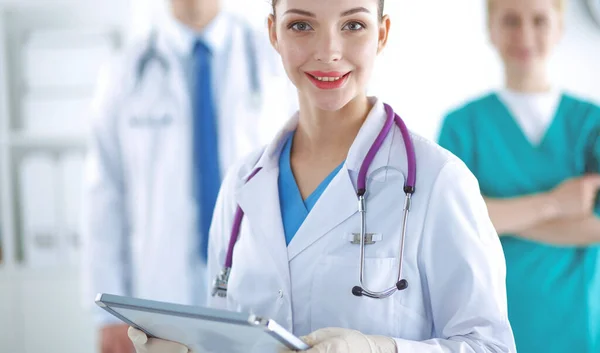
278;133;345;245
438;93;600;353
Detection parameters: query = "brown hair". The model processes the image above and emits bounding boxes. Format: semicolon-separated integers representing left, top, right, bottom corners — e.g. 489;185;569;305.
271;0;385;20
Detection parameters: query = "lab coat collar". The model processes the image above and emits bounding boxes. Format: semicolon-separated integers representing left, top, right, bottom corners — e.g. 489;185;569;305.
249;112;299;175
159;10;230;58
345;97;397;175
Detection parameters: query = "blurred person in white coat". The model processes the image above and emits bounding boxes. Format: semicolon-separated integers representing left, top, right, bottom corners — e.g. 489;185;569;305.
80;0;297;352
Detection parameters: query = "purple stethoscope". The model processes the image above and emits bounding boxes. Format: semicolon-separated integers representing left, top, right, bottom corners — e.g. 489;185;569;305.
212;103;417;300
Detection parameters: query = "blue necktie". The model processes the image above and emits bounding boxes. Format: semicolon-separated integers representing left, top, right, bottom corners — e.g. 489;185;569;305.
193;40;221;262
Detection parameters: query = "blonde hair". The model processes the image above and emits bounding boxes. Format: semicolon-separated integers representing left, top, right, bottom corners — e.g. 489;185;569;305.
487;0;566;17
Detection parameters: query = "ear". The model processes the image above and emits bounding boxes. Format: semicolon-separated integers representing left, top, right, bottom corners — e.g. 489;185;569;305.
268;14;280;53
377;15;391;54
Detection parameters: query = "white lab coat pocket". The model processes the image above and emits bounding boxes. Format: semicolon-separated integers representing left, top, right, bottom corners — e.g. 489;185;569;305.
310;255;431;340
310;256;400;337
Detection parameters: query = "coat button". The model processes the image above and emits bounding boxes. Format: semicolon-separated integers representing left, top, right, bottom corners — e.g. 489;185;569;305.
278;290;284;298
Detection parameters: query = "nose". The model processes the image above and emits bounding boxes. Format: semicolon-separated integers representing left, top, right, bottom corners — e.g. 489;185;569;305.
313;29;342;63
517;22;535;47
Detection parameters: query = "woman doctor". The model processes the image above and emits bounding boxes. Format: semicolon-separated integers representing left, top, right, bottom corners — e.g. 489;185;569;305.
128;0;517;352
438;0;600;352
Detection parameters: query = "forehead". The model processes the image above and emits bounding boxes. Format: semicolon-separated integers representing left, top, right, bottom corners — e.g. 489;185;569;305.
492;0;558;13
275;0;380;15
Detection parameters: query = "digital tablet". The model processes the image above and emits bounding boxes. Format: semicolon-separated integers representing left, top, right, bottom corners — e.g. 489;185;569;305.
95;293;310;352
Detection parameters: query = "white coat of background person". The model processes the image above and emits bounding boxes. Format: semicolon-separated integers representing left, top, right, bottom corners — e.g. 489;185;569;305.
80;0;297;352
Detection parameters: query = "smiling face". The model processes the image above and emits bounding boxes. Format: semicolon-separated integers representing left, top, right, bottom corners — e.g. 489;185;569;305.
268;0;390;111
488;0;563;76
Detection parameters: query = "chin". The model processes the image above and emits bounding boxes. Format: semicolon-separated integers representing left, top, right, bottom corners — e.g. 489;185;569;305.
311;93;356;112
507;59;539;73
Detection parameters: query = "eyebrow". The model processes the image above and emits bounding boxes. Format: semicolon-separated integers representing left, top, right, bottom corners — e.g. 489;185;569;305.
283;7;371;18
283;9;316;17
341;7;371;17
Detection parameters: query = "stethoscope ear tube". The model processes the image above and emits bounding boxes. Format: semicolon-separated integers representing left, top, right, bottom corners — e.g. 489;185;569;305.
351;105;416;300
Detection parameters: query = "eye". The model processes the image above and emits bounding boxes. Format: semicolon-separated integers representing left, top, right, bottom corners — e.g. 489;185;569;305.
503;14;521;28
290;22;313;32
534;15;548;27
343;21;365;31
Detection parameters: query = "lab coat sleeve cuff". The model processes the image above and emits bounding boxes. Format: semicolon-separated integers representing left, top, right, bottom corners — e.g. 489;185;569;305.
392;337;512;353
393;338;439;352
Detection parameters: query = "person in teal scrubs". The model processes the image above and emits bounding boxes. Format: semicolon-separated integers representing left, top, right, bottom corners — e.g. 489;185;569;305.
438;0;600;352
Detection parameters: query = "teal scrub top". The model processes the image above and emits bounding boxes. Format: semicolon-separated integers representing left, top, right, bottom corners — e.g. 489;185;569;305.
438;93;600;353
278;133;345;245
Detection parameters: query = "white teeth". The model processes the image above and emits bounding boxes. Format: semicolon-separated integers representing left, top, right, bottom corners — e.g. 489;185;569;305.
315;76;342;82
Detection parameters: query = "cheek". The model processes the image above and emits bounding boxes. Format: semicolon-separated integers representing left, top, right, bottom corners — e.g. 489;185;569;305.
496;33;517;56
358;35;379;55
349;36;379;69
541;29;560;49
278;40;309;75
533;31;553;54
490;26;515;49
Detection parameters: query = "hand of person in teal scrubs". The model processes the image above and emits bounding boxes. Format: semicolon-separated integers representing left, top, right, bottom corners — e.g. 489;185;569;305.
549;174;600;219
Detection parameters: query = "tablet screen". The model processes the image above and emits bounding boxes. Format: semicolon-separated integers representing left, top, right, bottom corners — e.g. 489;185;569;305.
111;306;291;353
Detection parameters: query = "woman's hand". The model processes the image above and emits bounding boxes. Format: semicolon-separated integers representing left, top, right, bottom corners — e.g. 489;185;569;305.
281;327;397;353
127;327;189;353
549;174;600;219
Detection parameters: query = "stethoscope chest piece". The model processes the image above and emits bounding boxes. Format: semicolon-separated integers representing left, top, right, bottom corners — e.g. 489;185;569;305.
352;279;409;298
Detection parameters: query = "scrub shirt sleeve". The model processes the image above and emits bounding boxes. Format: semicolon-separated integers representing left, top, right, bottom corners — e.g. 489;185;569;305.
594;128;600;217
393;161;516;353
437;113;475;171
579;104;600;217
592;107;600;217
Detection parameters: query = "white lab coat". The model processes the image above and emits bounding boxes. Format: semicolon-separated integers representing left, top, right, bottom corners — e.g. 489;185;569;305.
81;13;296;324
207;99;517;352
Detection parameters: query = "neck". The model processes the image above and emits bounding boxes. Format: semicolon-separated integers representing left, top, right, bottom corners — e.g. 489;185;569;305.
293;95;372;162
505;66;551;93
171;0;220;32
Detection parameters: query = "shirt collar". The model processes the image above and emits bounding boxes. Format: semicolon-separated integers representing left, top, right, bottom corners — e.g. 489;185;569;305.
159;11;230;58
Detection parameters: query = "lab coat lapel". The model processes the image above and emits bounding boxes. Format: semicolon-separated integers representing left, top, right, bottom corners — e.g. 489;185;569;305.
236;166;291;286
288;98;394;260
287;169;358;260
156;30;192;126
234;117;298;288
